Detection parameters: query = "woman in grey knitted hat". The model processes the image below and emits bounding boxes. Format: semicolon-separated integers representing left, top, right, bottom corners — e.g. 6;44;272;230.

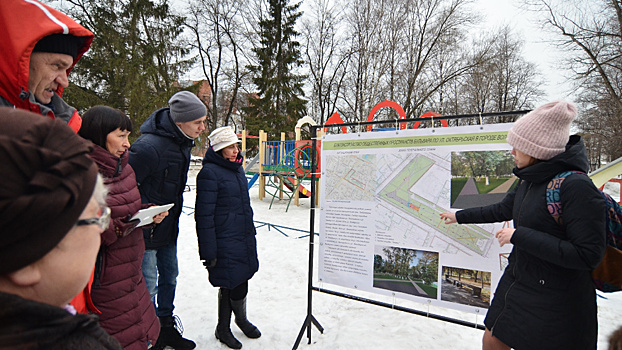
440;101;606;350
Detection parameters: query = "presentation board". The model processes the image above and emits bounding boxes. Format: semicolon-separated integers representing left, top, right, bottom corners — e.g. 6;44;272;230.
318;123;515;314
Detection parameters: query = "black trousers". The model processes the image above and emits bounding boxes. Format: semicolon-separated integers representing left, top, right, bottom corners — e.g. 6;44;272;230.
221;281;248;301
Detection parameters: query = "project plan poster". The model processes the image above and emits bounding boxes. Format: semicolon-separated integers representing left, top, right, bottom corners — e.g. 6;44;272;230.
318;123;515;314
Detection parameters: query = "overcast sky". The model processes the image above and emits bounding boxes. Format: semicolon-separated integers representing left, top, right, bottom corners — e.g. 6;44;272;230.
475;0;573;104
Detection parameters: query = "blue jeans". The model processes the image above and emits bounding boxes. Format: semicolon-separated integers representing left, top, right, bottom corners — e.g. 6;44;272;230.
142;242;178;317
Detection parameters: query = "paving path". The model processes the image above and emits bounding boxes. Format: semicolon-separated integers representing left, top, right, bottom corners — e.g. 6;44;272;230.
458;177;478;196
488;177;516;194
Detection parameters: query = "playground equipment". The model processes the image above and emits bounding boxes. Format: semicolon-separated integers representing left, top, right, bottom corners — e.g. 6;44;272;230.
255;101;444;211
589;156;622;203
324;99;449;134
590;156;622;189
257;117;323;211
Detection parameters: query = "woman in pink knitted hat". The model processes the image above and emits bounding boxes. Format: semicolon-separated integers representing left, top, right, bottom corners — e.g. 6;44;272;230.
440;101;606;350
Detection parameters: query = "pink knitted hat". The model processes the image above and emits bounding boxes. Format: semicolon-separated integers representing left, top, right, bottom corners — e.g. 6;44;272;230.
506;100;577;160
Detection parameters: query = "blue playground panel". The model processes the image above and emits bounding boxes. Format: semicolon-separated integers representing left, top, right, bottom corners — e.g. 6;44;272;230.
247;173;259;189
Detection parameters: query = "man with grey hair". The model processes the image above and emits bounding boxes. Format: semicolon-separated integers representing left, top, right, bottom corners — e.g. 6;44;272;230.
129;91;207;350
0;0;94;133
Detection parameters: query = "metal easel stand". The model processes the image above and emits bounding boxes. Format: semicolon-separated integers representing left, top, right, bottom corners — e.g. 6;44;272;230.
293;126;324;349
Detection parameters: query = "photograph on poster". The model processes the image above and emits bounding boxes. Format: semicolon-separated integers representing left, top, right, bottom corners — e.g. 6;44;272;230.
450;150;518;209
440;266;491;308
373;245;439;299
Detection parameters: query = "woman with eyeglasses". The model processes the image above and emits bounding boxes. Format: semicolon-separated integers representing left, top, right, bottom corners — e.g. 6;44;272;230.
0;108;122;349
79;105;168;350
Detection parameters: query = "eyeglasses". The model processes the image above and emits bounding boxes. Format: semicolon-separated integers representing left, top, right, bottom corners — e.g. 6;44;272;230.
76;206;111;231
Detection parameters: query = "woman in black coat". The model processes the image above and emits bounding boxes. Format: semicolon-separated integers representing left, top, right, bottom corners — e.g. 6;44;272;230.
441;101;606;350
195;126;260;350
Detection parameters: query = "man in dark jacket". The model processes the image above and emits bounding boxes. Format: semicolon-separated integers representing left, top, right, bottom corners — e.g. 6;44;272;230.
0;0;94;133
129;91;207;350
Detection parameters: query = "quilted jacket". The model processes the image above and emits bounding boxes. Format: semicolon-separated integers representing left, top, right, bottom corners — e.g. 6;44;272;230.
195;147;259;289
89;145;159;349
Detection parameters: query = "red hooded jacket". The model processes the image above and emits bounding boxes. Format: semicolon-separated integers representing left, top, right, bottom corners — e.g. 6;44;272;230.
0;0;93;132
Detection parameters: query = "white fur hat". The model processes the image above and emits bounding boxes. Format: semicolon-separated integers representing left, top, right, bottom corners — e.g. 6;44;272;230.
208;126;239;152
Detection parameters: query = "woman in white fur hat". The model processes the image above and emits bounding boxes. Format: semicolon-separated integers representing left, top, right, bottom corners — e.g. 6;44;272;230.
195;126;260;349
440;101;606;350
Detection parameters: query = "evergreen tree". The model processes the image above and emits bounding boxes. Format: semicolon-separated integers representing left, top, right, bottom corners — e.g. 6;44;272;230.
53;0;192;133
244;0;307;138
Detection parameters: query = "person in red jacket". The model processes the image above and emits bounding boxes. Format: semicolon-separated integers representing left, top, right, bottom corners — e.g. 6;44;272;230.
0;0;94;132
79;105;168;349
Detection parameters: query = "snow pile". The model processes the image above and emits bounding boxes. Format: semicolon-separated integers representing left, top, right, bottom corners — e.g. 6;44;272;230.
172;175;622;349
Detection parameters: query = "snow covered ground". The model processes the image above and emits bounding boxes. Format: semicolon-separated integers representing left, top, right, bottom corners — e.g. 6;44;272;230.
172;174;622;349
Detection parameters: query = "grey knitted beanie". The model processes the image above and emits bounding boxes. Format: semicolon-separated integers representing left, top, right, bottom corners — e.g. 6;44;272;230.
168;91;207;123
506;100;577;160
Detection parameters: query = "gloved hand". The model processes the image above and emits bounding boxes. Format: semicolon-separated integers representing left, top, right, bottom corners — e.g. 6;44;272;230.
202;259;217;268
113;215;140;238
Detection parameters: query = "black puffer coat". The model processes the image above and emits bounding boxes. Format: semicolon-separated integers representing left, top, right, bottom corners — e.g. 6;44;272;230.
195;147;258;289
0;292;122;349
456;135;606;350
129;108;194;249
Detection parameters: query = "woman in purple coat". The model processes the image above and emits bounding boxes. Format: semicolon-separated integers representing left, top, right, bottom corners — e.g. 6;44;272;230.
79;106;168;349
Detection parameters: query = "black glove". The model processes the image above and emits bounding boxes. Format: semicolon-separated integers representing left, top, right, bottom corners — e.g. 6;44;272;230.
113;215;140;237
202;258;217;268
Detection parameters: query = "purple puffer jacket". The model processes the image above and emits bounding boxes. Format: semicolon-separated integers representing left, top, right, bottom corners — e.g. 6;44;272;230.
89;145;159;349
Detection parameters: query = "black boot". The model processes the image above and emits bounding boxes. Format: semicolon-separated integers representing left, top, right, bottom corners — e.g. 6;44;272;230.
230;297;261;339
215;289;242;349
153;315;196;350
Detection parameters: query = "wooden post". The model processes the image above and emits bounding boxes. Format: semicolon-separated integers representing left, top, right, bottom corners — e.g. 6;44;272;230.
279;132;285;200
242;129;247;165
258;130;266;201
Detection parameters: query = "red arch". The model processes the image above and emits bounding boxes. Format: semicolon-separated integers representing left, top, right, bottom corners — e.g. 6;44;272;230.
413;111;448;129
324;112;347;133
366;100;407;131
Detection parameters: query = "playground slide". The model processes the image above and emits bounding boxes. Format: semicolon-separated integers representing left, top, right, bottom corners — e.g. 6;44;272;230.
244;154;259;171
589;156;622;188
281;176;310;198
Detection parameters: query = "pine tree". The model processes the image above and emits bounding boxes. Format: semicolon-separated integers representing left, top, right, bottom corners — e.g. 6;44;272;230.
244;0;307;138
56;0;192;132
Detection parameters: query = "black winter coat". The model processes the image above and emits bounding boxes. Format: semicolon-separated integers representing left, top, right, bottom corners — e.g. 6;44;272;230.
0;292;122;350
129;108;194;249
456;135;606;350
195;148;259;289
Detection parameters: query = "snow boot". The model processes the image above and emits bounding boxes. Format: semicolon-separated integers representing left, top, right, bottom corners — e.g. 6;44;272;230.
216;289;242;349
154;315;196;350
230;297;261;339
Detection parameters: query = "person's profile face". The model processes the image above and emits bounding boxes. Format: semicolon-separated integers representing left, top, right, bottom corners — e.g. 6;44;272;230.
221;143;239;162
106;128;131;158
511;148;536;169
32;197;103;307
28;52;73;104
177;115;207;139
